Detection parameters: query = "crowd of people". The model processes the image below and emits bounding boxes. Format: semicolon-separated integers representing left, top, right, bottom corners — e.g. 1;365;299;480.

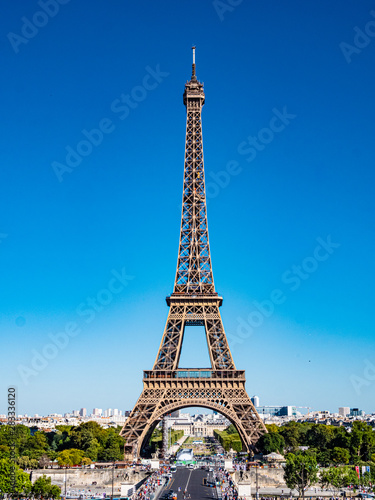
233;463;248;472
132;469;164;500
216;467;239;500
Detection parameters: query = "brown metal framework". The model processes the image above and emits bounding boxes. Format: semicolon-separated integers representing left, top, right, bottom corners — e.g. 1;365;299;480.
120;49;266;459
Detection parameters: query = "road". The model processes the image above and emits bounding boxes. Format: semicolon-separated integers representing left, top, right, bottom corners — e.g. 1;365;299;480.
159;467;218;500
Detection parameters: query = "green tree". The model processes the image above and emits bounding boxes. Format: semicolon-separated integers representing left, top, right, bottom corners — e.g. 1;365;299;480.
350;421;375;461
340;467;359;488
261;432;285;454
50;429;72;452
0;458;32;496
23;431;49;460
0;445;10;460
306;425;334;450
284;453;318;499
50;484;62;499
230;439;242;453
57;449;85;467
98;429;125;461
226;424;238;435
32;475;61;499
316;450;331;467
0;425;31;457
319;467;348;494
85;438;101;461
266;424;280;434
17;456;39;469
280;422;304;452
331;447;350;465
331;427;350;450
70;422;106;450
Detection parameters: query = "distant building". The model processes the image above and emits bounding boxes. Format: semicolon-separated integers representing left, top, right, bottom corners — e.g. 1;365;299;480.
350;408;365;417
338;407;350;417
170;413;229;437
72;410;79;417
79;408;87;417
251;396;260;407
92;408;102;416
258;406;297;417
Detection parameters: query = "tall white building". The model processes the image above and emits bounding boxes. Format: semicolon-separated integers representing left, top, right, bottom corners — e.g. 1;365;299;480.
251;395;260;407
92;408;102;416
338;407;350;417
79;408;87;417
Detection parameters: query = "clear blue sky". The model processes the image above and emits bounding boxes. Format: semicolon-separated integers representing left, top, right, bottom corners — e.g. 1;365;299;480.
1;0;375;417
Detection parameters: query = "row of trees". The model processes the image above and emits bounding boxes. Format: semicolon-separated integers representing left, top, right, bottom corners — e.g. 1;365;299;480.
0;421;126;468
284;453;375;497
214;425;242;452
258;421;375;466
0;459;61;498
215;420;375;465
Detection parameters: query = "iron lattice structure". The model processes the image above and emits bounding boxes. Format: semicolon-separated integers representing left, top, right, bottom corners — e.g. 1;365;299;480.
120;49;266;459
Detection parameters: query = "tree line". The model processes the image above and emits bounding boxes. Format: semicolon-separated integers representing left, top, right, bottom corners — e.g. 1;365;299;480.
215;420;375;465
0;460;61;499
0;421;125;468
0;421;126;497
215;421;375;495
214;426;242;452
259;421;375;465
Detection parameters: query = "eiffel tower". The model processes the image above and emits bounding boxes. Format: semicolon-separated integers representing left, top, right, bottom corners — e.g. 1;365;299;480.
121;48;266;459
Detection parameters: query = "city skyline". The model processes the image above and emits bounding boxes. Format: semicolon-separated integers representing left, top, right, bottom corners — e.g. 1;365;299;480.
1;1;375;417
3;403;371;420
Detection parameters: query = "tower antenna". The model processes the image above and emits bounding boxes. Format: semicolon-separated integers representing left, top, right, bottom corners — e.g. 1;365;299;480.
192;45;196;79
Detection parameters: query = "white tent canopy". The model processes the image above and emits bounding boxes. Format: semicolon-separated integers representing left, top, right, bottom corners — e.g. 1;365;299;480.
263;452;285;461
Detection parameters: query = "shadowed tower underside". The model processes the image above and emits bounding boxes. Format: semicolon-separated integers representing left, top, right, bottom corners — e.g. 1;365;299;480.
120;48;266;459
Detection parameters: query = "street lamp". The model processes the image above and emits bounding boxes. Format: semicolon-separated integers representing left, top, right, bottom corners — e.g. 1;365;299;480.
64;467;67;499
111;462;115;500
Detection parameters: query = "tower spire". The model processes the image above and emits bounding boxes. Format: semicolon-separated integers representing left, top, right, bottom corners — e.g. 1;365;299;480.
191;45;196;80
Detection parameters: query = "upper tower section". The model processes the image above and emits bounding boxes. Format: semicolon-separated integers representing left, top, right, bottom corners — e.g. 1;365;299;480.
183;46;205;107
172;47;217;299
